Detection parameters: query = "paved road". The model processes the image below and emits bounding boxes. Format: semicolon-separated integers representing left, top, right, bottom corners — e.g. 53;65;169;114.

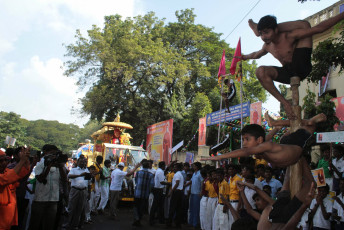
83;203;194;230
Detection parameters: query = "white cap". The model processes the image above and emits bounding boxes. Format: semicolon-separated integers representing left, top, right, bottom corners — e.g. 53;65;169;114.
118;162;125;167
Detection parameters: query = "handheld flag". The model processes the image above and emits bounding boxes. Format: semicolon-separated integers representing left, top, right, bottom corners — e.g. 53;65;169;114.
230;38;241;75
217;50;226;81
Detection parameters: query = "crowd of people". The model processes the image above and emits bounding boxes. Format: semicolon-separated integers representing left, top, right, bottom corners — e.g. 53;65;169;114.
0;139;343;230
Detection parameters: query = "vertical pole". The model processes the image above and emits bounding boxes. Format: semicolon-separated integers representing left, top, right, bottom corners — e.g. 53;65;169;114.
289;76;302;197
240;80;243;148
217;79;224;144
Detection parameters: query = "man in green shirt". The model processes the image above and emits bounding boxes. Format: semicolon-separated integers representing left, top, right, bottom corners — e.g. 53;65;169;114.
317;145;333;190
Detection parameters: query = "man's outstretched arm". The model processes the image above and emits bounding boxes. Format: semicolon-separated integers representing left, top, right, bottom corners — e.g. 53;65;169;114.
290;12;344;40
202;142;273;161
241;47;268;60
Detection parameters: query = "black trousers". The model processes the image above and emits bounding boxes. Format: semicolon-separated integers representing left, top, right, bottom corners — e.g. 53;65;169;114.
134;197;148;221
168;190;183;226
149;188;165;223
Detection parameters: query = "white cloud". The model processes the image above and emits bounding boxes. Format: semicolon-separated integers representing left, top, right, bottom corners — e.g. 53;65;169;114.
0;56;87;126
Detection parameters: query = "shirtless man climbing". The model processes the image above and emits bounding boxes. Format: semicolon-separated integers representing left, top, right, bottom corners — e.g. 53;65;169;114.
241;12;344;119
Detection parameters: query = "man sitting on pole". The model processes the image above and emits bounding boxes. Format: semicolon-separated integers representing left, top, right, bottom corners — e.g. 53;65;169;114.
221;79;236;113
240;12;344;120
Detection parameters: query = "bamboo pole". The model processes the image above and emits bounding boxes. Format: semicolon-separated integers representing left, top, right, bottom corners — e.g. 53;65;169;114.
289;76;302;197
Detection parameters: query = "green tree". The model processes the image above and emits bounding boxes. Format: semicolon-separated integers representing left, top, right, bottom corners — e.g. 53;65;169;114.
301;88;317;119
64;9;267;149
0;111;27;148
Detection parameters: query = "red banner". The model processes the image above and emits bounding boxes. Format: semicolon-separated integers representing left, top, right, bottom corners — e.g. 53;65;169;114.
198;117;206;146
146;119;173;163
250;101;262;125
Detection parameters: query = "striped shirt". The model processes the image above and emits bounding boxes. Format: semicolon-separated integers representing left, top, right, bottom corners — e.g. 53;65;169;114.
134;168;154;199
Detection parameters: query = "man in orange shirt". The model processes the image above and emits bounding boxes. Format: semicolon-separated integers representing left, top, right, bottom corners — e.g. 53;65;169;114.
0;148;30;230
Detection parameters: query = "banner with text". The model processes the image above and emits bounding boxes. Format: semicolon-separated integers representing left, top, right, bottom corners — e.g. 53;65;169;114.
198;117;207;146
146;119;173;163
250;101;262;125
206;102;250;126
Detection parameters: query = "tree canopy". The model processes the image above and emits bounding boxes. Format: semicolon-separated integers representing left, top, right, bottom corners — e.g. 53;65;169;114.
64;9;267;149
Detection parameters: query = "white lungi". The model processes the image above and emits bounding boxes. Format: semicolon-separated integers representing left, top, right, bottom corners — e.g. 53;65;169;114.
199;196;208;230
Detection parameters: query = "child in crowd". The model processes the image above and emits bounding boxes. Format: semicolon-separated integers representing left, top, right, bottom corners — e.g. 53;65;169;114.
309;184;333;230
203;113;326;168
333;177;344;229
212;169;230;230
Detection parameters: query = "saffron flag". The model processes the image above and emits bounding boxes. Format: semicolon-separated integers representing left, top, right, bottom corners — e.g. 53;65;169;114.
217;50;226;80
230;38;241;75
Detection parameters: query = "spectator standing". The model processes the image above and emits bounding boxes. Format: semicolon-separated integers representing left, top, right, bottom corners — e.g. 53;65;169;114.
0;148;30;230
241;165;263;190
212;169;230;230
330;145;344;194
133;160;154;227
91;156;103;214
228;164;242;227
109;162;139;219
166;163;184;228
205;169;218;230
97;160;111;213
317;145;333;190
182;173;192;225
29;145;67;230
189;162;203;229
85;165;96;224
309;184;333;230
333;177;344;230
149;161;166;226
199;169;208;230
256;164;265;182
63;158;90;230
261;167;282;199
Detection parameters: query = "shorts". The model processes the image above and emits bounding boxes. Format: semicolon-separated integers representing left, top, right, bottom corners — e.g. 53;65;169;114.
280;128;311;148
269;192;303;223
273;48;312;84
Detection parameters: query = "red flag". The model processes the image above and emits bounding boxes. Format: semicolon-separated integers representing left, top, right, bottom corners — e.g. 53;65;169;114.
217;49;226;79
230;38;241;75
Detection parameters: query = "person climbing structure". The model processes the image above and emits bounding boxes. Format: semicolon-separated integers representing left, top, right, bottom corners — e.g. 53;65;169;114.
221;79;236;113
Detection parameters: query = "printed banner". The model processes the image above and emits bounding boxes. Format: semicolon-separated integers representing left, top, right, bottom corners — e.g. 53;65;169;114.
198;117;207;146
316;131;344;143
146;119;173;163
5;136;16;146
250;101;262;125
185;152;194;164
206;102;250;126
172;140;184;154
331;96;344;130
311;168;326;187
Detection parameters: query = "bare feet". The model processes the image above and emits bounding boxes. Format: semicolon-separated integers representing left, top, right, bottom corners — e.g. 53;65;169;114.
248;19;259;37
264;111;275;127
282;102;297;120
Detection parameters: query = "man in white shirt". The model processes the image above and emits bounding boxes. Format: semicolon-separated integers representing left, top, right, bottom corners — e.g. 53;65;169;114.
28;145;67;230
309;184;333;230
109;162;140;219
333;178;344;229
64;157;91;230
149;161;166;225
330;145;344;194
167;163;184;228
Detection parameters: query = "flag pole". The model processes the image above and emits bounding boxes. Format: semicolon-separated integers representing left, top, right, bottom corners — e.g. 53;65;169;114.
239;61;243;148
217;78;224;145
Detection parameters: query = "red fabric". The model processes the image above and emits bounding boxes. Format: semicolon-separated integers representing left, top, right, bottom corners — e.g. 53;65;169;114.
217;50;226;78
230;38;241;75
212;182;219;195
0;166;29;230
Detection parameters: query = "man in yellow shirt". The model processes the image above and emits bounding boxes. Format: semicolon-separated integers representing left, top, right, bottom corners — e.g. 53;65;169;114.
212;169;230;230
228;164;242;227
205;169;218;230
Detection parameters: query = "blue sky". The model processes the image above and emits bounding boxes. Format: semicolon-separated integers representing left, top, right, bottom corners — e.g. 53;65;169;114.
0;0;340;127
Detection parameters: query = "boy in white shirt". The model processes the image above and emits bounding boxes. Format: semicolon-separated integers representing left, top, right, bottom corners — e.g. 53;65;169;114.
333;178;344;230
309;184;333;230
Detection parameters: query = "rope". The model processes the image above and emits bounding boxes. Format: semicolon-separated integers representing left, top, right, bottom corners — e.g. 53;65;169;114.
224;0;262;40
